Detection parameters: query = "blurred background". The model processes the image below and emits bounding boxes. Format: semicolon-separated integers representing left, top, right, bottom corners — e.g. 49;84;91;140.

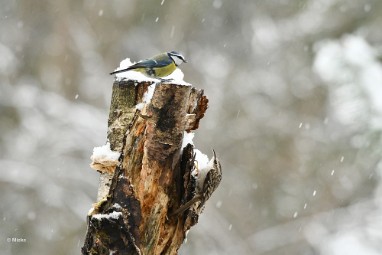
1;0;382;254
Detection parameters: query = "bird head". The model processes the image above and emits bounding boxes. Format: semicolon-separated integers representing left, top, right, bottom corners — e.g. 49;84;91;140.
168;51;187;66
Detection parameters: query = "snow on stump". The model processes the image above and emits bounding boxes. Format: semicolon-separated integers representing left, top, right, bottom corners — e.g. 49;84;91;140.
82;67;217;255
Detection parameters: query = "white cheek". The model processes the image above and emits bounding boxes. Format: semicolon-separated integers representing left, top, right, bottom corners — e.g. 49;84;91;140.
173;57;184;66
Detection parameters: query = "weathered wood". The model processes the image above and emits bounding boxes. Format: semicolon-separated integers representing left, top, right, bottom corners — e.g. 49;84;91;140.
96;80;153;201
82;79;209;255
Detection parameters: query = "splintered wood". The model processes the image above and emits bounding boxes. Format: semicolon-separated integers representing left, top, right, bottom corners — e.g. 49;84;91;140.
82;80;209;255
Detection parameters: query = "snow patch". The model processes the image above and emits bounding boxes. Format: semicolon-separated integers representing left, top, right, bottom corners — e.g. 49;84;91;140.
92;211;122;220
135;103;145;111
91;142;120;162
194;149;213;191
194;149;210;171
164;68;190;86
90;142;120;173
112;203;122;209
181;131;195;149
135;83;157;110
181;131;211;187
143;83;156;103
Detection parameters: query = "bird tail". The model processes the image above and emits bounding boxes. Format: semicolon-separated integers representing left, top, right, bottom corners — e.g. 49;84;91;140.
110;67;133;75
170;195;202;216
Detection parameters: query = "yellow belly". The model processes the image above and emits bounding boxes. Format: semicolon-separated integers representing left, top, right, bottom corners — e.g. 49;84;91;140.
133;62;177;78
152;62;177;77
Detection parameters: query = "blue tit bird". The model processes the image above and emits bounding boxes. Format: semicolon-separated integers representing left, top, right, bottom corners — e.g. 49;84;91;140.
110;51;187;78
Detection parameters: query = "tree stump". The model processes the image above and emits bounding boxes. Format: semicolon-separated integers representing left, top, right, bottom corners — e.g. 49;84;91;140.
82;79;211;255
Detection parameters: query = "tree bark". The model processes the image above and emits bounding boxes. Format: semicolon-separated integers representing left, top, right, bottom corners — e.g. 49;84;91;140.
82;79;209;255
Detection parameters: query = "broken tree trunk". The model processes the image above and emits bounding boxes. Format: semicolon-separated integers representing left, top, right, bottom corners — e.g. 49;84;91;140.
82;79;210;255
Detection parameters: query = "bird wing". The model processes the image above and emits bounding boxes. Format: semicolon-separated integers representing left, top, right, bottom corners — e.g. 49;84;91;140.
129;58;171;69
110;53;173;75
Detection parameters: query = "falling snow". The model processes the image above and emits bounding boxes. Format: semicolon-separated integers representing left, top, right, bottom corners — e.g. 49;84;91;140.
170;26;175;38
3;2;382;255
